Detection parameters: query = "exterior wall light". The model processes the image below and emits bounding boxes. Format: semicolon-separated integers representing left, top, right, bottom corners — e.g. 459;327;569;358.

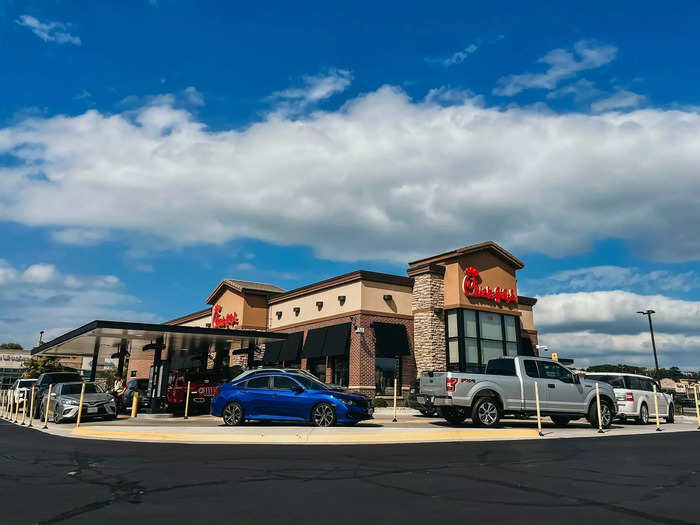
338;295;346;304
383;294;393;301
293;307;300;316
275;311;282;319
316;301;323;310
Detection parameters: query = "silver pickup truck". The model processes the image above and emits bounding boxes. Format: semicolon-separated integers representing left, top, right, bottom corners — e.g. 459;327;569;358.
420;356;617;428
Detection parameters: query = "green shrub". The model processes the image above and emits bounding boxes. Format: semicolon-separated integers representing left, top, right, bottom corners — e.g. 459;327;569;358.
373;398;388;407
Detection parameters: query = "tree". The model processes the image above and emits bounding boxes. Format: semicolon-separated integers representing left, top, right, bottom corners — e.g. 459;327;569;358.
22;356;64;379
0;343;24;350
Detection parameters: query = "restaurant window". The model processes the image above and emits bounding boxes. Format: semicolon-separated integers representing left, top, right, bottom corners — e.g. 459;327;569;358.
445;309;521;372
375;357;400;396
332;356;349;387
307;357;327;382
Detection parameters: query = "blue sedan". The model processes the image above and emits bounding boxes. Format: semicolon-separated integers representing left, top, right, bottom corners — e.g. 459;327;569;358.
211;371;374;427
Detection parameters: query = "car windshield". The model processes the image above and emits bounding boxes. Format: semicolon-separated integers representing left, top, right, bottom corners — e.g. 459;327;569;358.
291;374;330;391
43;373;83;385
18;380;35;388
63;383;101;395
589;375;626;388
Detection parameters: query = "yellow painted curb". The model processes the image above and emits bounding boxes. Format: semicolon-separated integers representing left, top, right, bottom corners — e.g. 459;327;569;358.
71;426;539;445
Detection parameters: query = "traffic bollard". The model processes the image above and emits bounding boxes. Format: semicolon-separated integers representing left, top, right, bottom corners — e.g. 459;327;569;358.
131;391;139;418
1;390;5;419
14;391;20;423
694;385;700;430
534;381;543;437
595;383;604;434
7;391;12;421
21;394;27;425
42;384;53;429
28;386;36;428
184;381;191;420
75;382;86;429
653;383;662;432
392;378;398;422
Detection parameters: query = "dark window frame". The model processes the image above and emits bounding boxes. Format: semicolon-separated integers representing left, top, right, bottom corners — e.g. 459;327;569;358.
445;308;522;373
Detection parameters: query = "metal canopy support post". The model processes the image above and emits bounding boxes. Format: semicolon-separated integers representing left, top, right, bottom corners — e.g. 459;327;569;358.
117;339;127;378
247;341;255;369
89;337;100;381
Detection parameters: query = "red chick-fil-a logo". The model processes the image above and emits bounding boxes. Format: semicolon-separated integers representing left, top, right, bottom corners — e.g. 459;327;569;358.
212;304;239;329
462;266;518;304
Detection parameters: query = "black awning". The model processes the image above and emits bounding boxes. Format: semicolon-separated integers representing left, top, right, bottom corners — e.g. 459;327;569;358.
301;327;327;358
323;323;351;357
372;322;411;358
279;331;303;361
263;341;284;364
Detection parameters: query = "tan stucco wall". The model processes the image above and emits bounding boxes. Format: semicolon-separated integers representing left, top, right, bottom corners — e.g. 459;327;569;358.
361;281;412;316
518;305;535;331
443;252;519;314
243;293;269;329
174;314;211;327
268;282;363;330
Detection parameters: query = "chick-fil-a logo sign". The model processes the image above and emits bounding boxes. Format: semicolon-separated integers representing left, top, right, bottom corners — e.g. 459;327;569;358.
212;304;239;329
462;266;518;304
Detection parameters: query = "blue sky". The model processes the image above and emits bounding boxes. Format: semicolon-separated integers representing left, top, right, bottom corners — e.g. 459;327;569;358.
1;1;700;369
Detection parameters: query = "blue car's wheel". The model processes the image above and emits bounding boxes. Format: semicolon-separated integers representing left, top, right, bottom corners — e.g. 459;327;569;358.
311;403;336;427
222;402;244;426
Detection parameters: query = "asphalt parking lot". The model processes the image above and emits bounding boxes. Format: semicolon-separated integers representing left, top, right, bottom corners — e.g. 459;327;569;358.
1;417;699;525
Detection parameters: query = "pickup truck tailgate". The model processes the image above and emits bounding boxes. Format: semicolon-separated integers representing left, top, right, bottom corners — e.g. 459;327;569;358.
420;372;449;396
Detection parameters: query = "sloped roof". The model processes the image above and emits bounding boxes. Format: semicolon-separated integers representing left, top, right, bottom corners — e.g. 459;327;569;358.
407;241;525;270
206;279;286;305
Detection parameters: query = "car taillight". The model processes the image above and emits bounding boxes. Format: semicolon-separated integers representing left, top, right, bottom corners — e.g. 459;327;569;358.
626;391;634;402
214;387;221;397
446;378;458;392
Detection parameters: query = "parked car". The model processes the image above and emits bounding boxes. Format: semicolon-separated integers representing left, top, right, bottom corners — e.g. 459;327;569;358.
407;379;437;416
43;382;117;423
32;371;84;418
11;378;37;405
211;370;374;427
167;369;224;414
584;372;674;424
420;356;618;428
122;378;150;412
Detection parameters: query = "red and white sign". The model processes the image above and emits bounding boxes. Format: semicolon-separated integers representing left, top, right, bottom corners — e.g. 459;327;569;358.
212;304;239;329
462;266;517;304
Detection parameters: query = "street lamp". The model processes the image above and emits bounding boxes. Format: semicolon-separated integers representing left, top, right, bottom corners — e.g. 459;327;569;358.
637;310;659;377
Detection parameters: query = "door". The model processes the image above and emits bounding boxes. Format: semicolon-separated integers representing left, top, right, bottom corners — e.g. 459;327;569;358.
520;359;541;412
240;375;275;417
270;375;307;419
537;361;585;414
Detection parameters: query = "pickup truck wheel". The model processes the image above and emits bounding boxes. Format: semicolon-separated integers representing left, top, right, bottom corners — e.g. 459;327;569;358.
588;399;613;429
439;407;468;425
471;398;501;427
551;416;570;427
666;404;675;424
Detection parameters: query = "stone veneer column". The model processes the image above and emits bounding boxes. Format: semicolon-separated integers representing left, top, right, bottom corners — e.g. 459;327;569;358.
407;264;446;375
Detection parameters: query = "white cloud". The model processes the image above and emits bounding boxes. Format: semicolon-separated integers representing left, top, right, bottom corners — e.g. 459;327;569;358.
1;85;700;264
0;259;155;349
235;262;255;271
15;15;81;46
535;290;700;368
546;79;600;101
51;228;109;246
182;87;205;106
494;41;617;96
432;44;479;67
268;69;352;116
591;90;646;113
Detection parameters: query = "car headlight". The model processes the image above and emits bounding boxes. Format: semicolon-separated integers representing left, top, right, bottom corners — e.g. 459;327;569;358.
63;398;78;406
336;397;356;406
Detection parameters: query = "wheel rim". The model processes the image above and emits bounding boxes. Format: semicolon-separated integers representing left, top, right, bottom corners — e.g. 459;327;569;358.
601;404;611;427
313;404;334;427
223;403;241;425
478;401;498;425
641;405;648;423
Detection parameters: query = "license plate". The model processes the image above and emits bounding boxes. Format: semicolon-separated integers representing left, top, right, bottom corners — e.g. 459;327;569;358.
87;407;97;413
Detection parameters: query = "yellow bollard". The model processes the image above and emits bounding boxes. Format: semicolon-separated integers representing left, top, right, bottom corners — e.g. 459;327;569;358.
14;390;20;423
392;377;398;423
1;390;5;419
42;384;52;429
131;391;139;418
21;393;27;425
75;382;86;428
595;382;604;434
694;385;700;430
28;387;36;428
7;391;12;420
184;381;191;420
534;381;543;436
653;383;662;432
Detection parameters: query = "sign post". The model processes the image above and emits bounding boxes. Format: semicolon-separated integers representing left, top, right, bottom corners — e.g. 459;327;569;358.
653;383;662;432
392;378;398;423
534;381;543;437
184;381;191;420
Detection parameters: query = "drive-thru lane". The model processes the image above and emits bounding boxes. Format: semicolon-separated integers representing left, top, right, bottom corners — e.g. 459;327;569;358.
1;419;698;525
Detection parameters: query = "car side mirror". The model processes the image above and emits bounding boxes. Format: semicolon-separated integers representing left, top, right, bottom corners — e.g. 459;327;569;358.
292;386;304;394
51;392;56;397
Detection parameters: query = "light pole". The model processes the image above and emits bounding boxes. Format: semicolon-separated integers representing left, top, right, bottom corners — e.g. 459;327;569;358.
637;310;659;377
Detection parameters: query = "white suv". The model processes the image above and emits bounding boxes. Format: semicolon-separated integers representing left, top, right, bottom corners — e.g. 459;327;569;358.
585;373;674;424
